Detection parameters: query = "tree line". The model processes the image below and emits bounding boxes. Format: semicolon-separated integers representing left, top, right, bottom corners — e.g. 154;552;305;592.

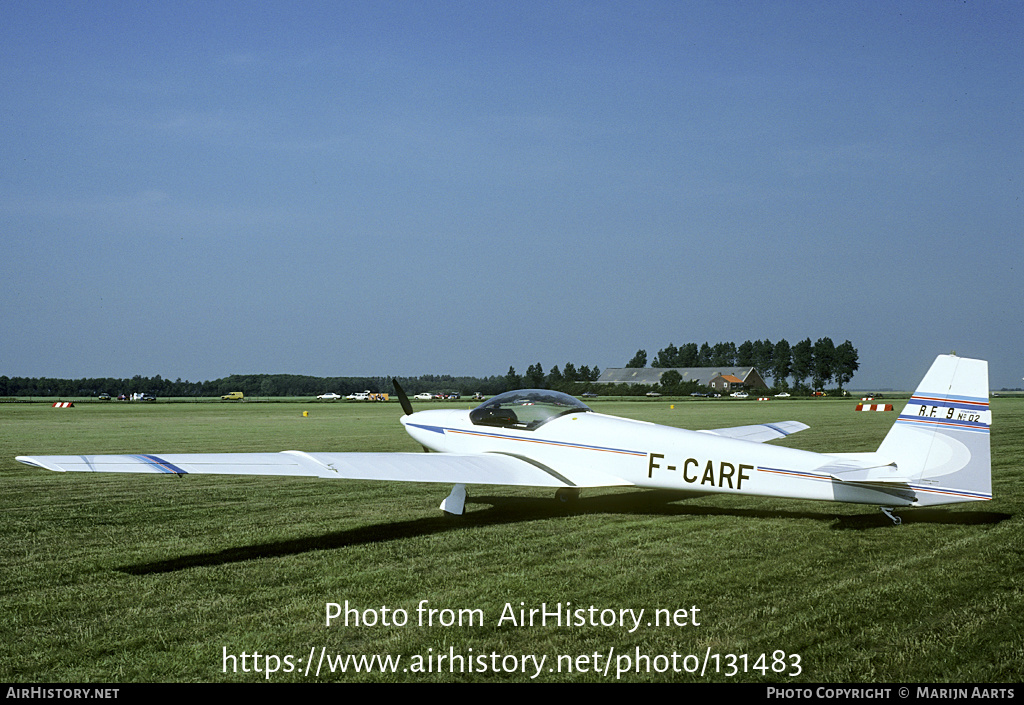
0;362;604;399
625;337;859;392
0;340;856;399
503;362;602;394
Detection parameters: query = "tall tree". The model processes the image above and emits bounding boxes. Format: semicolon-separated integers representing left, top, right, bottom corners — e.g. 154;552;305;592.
697;342;712;366
651;344;678;368
679;343;699;367
751;339;775;383
791;338;814;388
812;337;836;390
525;363;546;388
505;366;522;391
834;340;859;392
737;340;754;366
771;339;792;389
625;350;647;368
711;342;737;366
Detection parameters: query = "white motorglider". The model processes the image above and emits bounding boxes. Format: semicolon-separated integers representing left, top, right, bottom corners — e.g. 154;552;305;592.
17;354;991;524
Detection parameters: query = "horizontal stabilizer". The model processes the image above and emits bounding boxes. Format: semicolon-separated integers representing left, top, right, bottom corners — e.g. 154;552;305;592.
809;457;918;502
699;421;809;443
819;454;903;482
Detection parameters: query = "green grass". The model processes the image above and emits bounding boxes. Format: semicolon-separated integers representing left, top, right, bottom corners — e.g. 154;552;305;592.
1;398;1021;682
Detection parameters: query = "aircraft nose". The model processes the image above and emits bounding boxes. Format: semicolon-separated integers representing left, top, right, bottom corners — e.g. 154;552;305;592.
401;410;459;453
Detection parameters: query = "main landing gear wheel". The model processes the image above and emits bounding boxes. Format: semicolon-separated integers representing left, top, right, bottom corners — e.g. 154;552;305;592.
555;488;581;505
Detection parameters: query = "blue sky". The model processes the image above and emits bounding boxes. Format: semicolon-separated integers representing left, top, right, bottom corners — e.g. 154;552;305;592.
2;1;1021;389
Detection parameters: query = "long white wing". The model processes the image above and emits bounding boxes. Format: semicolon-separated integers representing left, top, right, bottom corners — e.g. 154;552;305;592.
697;421;809;443
15;451;631;489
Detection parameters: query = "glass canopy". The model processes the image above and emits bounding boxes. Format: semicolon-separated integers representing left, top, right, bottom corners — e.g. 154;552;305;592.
468;389;592;430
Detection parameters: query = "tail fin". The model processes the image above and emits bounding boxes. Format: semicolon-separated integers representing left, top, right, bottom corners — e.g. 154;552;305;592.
876;354;991;505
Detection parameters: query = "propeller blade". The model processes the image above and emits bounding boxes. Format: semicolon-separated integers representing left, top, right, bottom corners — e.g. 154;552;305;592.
393;378;431;452
392;378;414;416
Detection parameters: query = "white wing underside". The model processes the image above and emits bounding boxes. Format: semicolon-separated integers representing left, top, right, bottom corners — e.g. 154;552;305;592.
15;451;631;489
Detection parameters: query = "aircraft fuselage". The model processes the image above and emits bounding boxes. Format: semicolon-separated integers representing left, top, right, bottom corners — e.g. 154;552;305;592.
403;409;916;507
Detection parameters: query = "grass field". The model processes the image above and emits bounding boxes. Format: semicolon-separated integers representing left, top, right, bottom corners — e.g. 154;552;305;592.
1;397;1021;683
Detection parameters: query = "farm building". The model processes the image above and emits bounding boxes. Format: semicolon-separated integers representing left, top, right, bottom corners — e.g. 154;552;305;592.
596;367;769;391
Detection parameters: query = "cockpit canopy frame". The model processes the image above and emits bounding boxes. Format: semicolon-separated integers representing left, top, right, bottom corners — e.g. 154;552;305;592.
469;389;593;431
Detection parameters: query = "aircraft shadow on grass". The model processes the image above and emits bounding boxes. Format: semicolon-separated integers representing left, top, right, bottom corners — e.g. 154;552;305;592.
117;490;1011;575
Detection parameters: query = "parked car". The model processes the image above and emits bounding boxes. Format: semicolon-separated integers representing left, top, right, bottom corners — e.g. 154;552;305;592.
730;391;749;398
414;393;433;400
317;392;341;400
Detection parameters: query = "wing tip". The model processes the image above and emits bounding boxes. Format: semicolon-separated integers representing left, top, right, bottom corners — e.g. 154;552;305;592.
15;456;61;471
